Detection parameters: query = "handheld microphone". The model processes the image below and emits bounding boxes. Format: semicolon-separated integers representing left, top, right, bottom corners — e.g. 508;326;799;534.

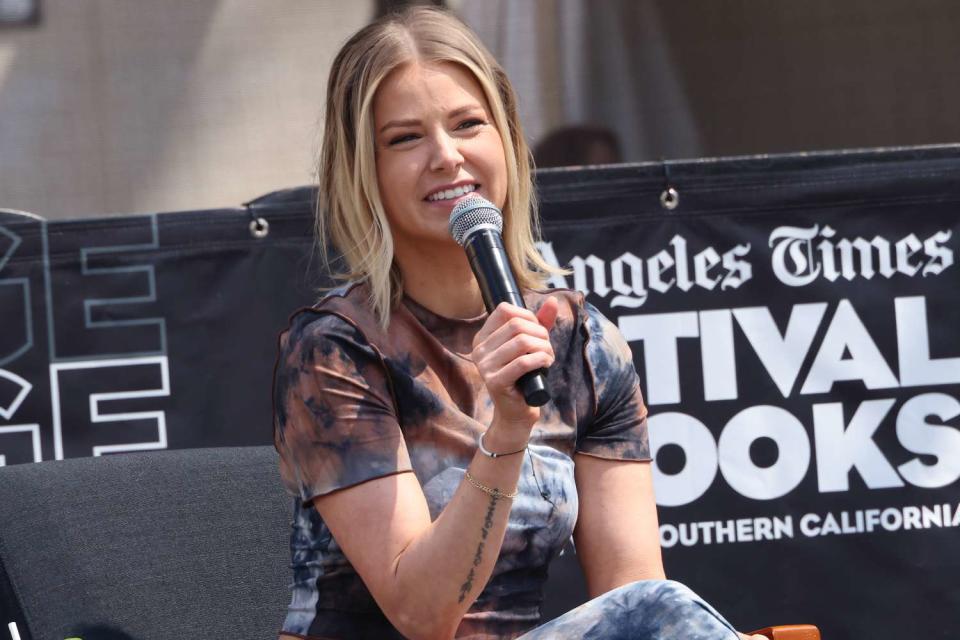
448;195;551;407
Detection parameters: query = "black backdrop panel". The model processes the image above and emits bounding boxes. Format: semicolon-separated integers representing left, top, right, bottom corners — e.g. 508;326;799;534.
2;146;959;639
534;148;960;640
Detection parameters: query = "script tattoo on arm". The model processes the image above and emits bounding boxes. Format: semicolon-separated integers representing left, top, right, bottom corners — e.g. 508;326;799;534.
457;494;500;603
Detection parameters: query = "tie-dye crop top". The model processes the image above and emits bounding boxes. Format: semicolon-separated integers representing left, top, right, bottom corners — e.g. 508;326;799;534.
272;282;650;639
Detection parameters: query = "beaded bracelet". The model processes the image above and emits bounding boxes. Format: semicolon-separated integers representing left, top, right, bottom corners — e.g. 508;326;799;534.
477;431;527;459
464;469;518;500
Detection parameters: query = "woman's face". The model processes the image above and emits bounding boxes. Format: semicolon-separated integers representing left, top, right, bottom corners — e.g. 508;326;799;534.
373;61;508;251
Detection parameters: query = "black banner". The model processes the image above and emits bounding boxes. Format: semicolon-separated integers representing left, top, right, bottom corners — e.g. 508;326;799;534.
2;146;959;639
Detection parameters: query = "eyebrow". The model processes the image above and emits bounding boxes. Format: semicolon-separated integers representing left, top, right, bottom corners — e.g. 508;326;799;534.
378;105;483;134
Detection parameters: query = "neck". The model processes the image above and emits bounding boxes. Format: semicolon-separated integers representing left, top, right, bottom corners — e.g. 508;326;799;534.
395;243;486;319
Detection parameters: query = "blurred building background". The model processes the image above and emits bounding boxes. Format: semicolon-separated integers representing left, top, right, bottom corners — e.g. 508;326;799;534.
0;0;371;219
1;0;959;219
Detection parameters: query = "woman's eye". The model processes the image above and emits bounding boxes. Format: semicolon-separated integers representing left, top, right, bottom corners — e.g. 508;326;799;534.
388;133;418;146
457;118;485;131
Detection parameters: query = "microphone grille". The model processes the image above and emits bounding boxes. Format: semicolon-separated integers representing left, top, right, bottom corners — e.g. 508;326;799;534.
448;195;503;245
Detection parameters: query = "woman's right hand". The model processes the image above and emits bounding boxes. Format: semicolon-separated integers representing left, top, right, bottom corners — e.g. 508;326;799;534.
470;298;559;439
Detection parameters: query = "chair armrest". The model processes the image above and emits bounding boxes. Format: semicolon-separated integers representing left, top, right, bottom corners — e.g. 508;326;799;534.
748;624;821;640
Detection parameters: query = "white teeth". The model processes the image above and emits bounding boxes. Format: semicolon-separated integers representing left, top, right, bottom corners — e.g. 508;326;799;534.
428;184;476;201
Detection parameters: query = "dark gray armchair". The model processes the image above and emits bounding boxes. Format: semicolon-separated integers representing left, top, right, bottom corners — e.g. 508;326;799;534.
0;446;291;640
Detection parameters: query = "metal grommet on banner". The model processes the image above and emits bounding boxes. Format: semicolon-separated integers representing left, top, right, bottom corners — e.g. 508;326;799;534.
244;202;270;239
249;217;270;238
660;187;679;210
659;160;679;211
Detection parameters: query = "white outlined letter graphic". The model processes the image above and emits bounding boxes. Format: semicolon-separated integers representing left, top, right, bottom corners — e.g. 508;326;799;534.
0;370;40;466
50;356;170;459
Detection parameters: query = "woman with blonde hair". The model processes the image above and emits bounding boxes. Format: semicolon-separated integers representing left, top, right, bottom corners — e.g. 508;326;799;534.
273;6;759;639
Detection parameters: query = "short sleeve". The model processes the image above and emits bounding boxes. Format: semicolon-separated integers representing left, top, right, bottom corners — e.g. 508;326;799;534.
272;310;413;504
577;301;651;461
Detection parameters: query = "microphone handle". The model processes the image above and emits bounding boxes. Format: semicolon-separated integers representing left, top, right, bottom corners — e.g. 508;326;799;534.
464;230;551;407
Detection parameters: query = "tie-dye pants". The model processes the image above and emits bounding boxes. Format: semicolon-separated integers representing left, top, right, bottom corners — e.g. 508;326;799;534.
518;579;741;639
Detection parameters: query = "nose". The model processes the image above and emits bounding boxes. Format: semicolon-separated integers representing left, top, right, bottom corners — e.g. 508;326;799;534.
429;130;464;173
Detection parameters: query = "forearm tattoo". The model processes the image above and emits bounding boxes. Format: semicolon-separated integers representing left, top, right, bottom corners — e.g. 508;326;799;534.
457;494;500;603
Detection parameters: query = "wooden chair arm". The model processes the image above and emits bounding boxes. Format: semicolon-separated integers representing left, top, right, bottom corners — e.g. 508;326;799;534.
748;624;821;639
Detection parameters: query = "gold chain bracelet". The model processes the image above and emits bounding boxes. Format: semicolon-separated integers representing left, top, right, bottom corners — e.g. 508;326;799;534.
464;469;518;500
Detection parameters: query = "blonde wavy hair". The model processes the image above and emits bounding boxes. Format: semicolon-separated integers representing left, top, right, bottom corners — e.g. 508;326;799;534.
317;6;561;327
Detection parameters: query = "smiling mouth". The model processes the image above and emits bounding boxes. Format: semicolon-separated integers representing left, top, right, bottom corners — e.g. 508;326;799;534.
425;183;479;202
